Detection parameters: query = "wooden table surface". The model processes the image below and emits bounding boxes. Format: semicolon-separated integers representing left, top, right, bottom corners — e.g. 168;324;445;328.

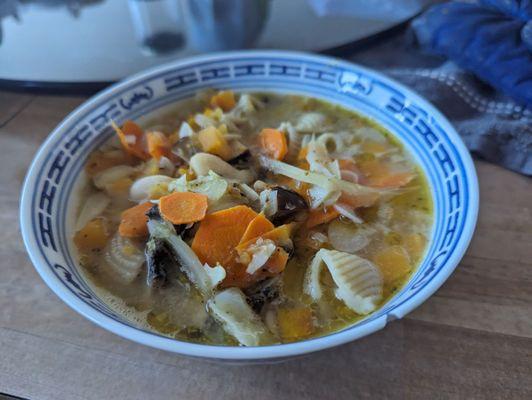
0;90;531;400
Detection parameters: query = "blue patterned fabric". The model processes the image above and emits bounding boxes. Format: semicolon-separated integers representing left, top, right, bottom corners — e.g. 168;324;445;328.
412;0;532;108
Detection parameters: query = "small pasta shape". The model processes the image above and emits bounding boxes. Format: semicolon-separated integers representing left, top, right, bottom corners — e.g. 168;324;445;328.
304;249;383;314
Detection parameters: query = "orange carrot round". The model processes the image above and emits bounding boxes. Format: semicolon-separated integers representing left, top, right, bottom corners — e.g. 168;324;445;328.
191;205;258;267
118;202;153;238
239;213;274;245
259;128;288;160
159;192;208;225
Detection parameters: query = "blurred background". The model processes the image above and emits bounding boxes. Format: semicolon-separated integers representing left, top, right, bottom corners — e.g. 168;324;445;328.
0;0;529;174
0;0;431;90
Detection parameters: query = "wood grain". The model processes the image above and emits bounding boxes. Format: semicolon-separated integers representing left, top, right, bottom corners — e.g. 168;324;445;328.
0;91;530;400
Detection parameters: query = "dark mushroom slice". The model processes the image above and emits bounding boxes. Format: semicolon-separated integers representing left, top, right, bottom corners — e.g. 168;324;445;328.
244;276;283;313
146;204;163;222
144;237;174;288
269;186;308;225
227;149;251;168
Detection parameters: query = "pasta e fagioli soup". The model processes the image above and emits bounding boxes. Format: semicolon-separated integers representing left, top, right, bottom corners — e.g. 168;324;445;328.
73;90;432;346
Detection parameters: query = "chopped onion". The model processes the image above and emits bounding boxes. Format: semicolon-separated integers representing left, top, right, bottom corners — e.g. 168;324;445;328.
278;121;303;161
305;139;341;178
296;112;327;132
75;192;110;231
308;185;341;209
238;183;260;202
194;113;216;129
310;231;328;244
316;133;344;153
340;169;360;183
259;156;336;190
129;175;174;203
241;239;277;274
103;234;144;284
259;156;380;199
207;288;273;346
327;219;373;253
183;171;229;202
207;194;247;213
178;122;195;138
158;156;175;175
190;153;254;183
259;189;278;218
333;203;363;224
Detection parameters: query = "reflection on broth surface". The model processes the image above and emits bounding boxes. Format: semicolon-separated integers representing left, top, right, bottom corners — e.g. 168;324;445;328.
74;90;432;346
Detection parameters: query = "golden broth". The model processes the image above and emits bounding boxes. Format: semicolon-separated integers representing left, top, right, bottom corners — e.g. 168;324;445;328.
74;92;432;345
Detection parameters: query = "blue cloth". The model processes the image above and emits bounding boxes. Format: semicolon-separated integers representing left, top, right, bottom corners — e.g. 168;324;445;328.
412;0;532;108
347;23;532;175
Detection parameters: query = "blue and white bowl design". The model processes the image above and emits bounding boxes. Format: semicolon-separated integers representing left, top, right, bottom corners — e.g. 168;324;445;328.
20;51;478;360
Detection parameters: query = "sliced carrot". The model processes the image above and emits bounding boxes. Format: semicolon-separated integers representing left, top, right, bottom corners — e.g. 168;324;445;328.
118;202;153;238
305;207;340;228
297;146;309;161
193;208;292;288
263;247;289;274
260;223;295;246
74;218;109;252
373;245;411;285
210;90;236;112
259;128;288;160
159;192;208;225
219;259;247;288
112;120;149;160
222;247;288;289
146;131;173;161
236;223;295;253
198;126;233;160
356;156;413;189
222;221;294;288
191;205;258;266
239;213;274;245
296;146;310;169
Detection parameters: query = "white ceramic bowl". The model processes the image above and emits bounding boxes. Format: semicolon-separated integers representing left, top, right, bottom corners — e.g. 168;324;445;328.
20;51;478;361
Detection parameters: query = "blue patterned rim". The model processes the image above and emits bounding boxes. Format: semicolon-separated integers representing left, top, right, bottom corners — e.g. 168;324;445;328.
20;51;478;360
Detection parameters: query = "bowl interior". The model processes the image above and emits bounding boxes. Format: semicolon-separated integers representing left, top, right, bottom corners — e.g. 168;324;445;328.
20;51;478;360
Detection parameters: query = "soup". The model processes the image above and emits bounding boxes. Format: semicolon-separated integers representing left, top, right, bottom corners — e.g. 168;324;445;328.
74;90;432;346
